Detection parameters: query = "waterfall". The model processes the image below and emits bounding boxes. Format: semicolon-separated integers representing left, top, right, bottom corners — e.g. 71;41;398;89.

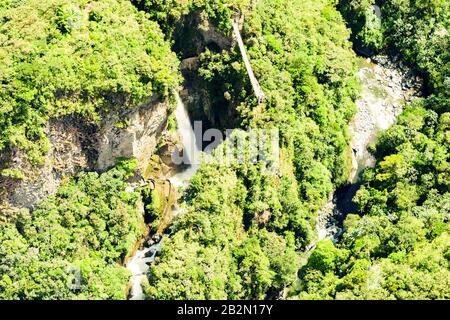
127;240;162;300
169;92;202;187
126;91;202;300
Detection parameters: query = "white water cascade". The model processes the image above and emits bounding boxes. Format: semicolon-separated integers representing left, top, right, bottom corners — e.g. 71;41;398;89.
126;91;202;300
127;240;162;300
169;92;202;187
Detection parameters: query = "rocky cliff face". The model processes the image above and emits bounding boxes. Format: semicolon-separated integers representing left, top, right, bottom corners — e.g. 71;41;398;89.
0;12;233;213
0;95;171;211
349;55;423;182
173;10;233;59
315;55;424;244
176;12;240;131
96;95;170;171
0;117;97;212
197;11;233;51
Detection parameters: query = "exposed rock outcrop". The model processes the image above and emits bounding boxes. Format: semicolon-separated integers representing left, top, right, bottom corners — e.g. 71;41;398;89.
157;131;184;173
315;55;424;245
0;95;172;211
96;95;169;171
349;55;423;182
197;11;232;50
174;11;240;130
1;117;96;210
1;10;236;213
173;10;233;59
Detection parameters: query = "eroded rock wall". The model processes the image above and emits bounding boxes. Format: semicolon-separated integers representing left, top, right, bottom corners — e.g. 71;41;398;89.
96;95;170;171
0;95;171;211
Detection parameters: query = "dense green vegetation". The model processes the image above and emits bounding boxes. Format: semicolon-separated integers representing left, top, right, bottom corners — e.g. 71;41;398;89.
339;0;450;97
145;0;360;299
0;0;177;299
0;0;179;167
295;0;450;299
296;103;450;299
0;0;448;301
0;159;145;299
133;0;252;36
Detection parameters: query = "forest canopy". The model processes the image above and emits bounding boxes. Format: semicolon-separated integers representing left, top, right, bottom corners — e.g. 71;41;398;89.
0;159;144;299
0;0;179;166
0;0;448;301
295;0;450;300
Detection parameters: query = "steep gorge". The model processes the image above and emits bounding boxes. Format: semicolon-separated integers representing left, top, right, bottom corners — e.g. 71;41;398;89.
316;55;424;244
1;0;446;301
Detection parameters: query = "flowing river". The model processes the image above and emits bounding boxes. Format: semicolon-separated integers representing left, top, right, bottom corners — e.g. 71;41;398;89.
315;55;423;244
126;92;202;300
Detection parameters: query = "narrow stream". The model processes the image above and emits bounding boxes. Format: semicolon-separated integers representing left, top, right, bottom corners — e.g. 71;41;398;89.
316;55;423;244
126;91;202;300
